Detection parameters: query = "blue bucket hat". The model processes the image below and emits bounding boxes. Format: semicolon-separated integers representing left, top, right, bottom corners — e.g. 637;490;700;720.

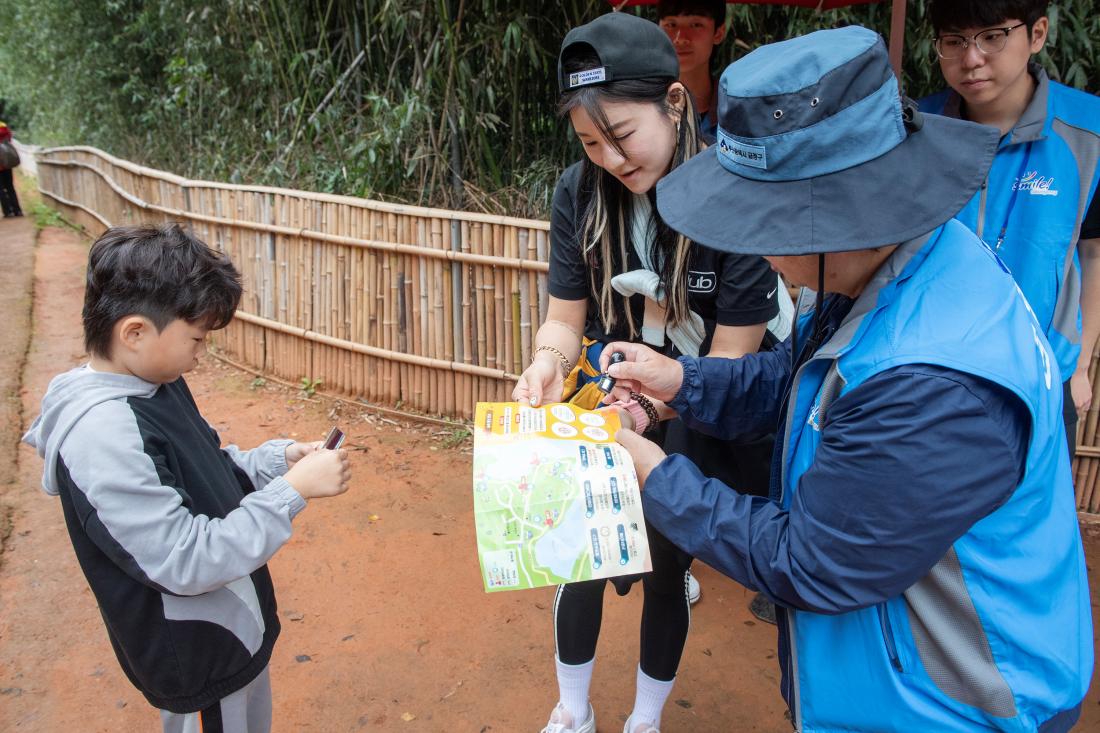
656;25;999;255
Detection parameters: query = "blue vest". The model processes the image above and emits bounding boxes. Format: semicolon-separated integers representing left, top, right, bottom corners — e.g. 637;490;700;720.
921;69;1100;380
781;221;1091;731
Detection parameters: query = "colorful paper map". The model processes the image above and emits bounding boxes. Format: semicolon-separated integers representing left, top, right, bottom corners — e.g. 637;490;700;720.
473;401;651;592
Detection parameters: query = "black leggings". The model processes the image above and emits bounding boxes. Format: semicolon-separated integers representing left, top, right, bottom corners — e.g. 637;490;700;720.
554;521;692;682
551;417;776;682
0;169;20;216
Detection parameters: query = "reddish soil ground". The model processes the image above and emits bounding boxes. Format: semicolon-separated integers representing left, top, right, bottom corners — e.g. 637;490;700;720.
1;201;1098;731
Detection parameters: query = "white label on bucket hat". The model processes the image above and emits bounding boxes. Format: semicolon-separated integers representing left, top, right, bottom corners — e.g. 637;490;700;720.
718;129;767;170
569;67;607;88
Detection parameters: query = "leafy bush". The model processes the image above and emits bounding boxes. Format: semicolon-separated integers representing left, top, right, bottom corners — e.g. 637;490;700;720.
0;1;1095;218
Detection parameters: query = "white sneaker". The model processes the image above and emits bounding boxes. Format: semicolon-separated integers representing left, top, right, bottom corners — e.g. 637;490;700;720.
687;570;701;605
623;715;660;733
541;702;596;733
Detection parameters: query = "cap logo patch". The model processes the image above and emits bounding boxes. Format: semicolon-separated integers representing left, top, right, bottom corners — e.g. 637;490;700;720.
569;67;607;88
717;129;767;170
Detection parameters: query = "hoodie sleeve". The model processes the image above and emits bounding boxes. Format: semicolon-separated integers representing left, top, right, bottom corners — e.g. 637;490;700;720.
220;440;293;488
58;400;306;597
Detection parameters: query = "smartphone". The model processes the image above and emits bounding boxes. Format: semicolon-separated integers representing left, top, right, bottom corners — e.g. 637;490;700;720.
322;426;345;450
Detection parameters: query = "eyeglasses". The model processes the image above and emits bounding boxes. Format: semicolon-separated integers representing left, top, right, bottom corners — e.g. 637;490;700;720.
934;23;1027;60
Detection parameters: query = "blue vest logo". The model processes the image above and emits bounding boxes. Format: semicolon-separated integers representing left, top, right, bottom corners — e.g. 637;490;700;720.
1012;170;1059;197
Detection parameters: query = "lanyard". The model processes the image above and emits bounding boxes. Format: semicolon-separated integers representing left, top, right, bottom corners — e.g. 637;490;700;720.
994;142;1033;251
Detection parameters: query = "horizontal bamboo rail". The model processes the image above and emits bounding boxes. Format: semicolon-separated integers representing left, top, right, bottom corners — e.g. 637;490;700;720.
30;145;1100;513
231;311;518;380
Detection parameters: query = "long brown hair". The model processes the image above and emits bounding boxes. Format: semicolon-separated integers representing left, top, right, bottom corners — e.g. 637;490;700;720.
559;48;704;337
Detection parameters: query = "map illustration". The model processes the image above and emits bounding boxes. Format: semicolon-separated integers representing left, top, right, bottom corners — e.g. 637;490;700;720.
473;402;651;592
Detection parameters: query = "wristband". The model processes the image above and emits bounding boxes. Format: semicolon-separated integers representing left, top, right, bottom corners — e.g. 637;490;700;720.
612;398;650;435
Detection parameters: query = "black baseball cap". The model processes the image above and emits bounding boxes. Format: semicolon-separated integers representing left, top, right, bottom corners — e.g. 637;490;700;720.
557;12;679;93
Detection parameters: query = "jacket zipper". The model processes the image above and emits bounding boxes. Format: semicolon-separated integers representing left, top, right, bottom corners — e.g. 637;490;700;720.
787;611;803;732
779;296;820;732
878;603;904;673
975;177;988;241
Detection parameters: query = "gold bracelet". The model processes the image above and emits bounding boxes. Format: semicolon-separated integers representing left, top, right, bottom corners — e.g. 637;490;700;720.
535;344;573;376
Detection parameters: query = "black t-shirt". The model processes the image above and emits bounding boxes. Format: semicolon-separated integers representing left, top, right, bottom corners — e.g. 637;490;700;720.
1082;186;1100;240
548;161;778;354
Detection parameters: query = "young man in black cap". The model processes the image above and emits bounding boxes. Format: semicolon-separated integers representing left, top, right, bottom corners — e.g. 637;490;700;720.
603;24;1091;733
657;0;727;141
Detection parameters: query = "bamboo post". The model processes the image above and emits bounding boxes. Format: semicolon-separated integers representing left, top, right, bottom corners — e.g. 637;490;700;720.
1076;344;1100;508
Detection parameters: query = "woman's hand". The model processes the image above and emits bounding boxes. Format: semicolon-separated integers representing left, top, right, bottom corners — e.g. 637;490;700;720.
1071;368;1092;416
599;404;635;433
598;341;685;404
512;356;565;407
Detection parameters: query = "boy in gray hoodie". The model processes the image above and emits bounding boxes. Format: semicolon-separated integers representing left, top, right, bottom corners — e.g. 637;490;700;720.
23;223;351;733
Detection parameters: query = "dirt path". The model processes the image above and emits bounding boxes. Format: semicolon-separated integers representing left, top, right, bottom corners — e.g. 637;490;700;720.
0;223;790;731
0;213;35;556
0;218;1097;732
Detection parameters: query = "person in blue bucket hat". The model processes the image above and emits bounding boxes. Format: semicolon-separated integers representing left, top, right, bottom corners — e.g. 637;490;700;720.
598;25;1093;732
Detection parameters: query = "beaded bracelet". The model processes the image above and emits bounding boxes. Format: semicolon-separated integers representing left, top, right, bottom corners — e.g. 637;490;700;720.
534;344;573;376
630;392;660;433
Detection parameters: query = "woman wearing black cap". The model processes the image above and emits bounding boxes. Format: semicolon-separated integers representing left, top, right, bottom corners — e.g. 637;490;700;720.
511;12;784;733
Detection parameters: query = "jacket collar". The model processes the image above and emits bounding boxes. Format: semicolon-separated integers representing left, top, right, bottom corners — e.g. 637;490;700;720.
940;62;1051;145
1010;62;1050;144
813;230;936;361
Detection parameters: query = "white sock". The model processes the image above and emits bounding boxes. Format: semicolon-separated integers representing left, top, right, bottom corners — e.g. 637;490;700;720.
629;666;675;730
555;656;594;726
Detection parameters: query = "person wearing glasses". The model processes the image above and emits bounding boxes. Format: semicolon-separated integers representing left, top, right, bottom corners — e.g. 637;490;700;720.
921;0;1100;462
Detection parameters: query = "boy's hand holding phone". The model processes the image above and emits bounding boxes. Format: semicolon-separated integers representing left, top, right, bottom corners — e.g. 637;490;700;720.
284;427;351;500
285;441;322;466
285;427;345;465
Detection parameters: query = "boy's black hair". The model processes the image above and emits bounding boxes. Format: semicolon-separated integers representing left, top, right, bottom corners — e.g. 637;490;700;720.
656;0;727;28
930;0;1049;34
82;223;242;358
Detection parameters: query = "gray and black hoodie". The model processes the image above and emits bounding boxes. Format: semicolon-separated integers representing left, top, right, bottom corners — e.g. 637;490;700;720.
23;366;304;713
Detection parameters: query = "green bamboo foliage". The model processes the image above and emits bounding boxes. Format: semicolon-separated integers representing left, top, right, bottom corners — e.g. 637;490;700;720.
0;1;1096;217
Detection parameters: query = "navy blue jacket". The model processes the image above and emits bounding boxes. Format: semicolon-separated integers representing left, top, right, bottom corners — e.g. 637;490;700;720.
644;296;1027;614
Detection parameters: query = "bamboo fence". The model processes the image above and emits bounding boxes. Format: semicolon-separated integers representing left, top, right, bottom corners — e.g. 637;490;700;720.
31;145;1100;513
34;145;549;423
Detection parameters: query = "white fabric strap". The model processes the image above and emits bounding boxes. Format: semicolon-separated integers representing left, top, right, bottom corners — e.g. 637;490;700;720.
611;269;706;356
769;276;794;342
620;193;793;352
